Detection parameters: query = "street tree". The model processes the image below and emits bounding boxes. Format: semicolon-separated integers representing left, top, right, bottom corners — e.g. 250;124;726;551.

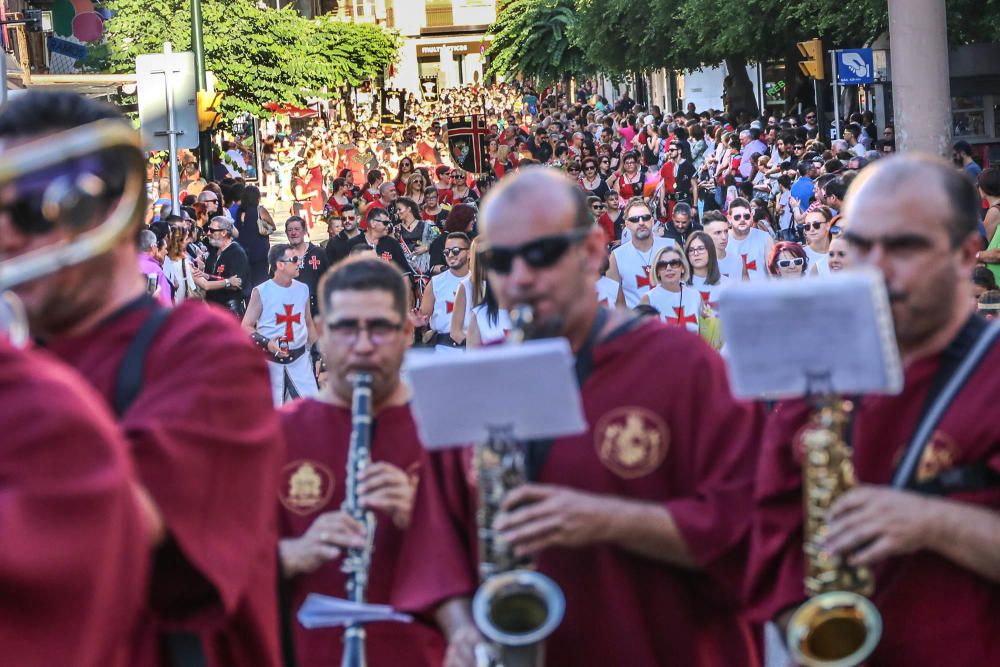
486;0;592;86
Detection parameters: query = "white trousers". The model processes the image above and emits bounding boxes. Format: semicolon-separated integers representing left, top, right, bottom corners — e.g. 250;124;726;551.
267;352;319;406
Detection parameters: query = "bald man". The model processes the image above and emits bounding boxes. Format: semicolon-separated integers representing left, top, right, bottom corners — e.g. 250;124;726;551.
393;167;764;666
746;155;1000;666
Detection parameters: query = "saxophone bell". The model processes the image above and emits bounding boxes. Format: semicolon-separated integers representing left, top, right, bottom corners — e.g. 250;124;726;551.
472;570;565;667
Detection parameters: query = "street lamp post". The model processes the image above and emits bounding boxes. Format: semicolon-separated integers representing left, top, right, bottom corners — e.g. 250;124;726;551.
191;0;214;178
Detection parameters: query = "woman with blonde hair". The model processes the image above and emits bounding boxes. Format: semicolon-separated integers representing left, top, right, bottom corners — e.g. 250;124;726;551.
639;246;701;333
404;173;427;205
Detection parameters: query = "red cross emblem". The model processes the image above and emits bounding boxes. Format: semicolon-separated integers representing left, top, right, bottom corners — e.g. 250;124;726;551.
446;301;455;314
699;290;719;312
276;304;301;341
381;251;393;263
635;265;652;289
741;254;757;272
308;255;321;270
667;306;697;327
215;264;225;276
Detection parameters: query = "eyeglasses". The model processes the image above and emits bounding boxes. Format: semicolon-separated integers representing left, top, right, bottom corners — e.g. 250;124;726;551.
802;221;827;231
277;255;300;264
805;115;816;120
687;246;707;254
443;247;468;257
203;197;219;203
731;213;752;221
207;227;227;233
326;318;403;345
481;228;590;274
657;259;683;269
369;217;390;226
591;204;607;210
793;145;805;150
584;166;596;172
626;213;653;223
451;174;464;179
777;257;805;268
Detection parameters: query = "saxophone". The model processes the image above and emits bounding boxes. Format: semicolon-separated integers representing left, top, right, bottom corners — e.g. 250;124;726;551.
471;305;566;667
341;371;375;667
785;397;882;667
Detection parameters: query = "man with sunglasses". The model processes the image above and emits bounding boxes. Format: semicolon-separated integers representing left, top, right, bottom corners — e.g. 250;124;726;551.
195;215;250;316
0;91;284;667
415;232;471;348
607;198;674;307
347;209;411;278
242;244;319;405
277;257;444;667
748;155;1000;667
396;167;764;667
727;197;772;282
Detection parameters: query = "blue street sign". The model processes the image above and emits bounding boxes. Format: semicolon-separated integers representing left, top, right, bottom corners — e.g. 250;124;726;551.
836;49;875;85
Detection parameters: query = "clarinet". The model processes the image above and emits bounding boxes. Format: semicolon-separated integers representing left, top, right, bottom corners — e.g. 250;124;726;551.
341;371;375;667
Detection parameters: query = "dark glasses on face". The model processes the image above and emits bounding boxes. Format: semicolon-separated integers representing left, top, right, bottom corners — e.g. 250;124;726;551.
443;247;467;257
626;213;653;223
657;259;683;269
802;221;826;230
777;257;805;268
592;204;607;210
369;217;390;226
482;228;590;274
794;146;804;150
277;255;300;264
731;213;752;221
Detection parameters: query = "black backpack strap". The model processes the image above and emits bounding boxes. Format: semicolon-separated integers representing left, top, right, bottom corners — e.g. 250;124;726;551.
909;462;1000;496
110;305;210;667
112;305;172;416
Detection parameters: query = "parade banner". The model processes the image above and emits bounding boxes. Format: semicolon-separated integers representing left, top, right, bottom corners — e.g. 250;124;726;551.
420;76;439;100
446;114;490;175
380;88;406;126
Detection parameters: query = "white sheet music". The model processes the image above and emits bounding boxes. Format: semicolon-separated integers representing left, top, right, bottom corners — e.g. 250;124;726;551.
405;337;587;449
719;268;903;399
297;593;412;629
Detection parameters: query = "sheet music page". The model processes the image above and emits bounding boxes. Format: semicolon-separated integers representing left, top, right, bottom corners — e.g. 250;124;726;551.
719;269;903;399
405;338;587;449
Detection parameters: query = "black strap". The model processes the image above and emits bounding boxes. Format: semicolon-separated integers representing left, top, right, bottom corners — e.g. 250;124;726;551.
112;305;172;416
276;557;299;667
525;308;615;481
910;461;1000;496
109;303;209;667
892;315;1000;490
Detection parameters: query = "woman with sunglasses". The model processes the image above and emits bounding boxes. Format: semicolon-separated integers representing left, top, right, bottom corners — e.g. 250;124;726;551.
404;173;427;206
613;150;646;200
639;247;701;333
800;205;834;275
580;156;610;200
767;241;809;279
597;153;613;179
393;158;416;195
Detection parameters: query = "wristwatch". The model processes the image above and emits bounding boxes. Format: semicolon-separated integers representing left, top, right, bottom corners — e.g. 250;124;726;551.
224;278;231;288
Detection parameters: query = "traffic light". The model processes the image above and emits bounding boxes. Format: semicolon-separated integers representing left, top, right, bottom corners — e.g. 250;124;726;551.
197;91;223;132
797;39;825;80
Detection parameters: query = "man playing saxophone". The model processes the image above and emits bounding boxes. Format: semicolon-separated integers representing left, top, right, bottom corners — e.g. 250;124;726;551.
276;257;445;667
746;155;1000;666
393;167;766;667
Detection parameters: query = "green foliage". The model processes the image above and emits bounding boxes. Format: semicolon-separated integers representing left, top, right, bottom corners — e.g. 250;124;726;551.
486;0;592;84
100;0;400;118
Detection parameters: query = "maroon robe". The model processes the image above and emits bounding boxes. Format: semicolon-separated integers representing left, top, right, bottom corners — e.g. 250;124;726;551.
395;319;764;666
745;337;1000;665
45;299;284;667
0;338;149;667
278;399;445;667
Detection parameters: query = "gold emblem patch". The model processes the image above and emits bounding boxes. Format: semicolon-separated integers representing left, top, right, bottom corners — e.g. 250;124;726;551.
280;459;335;515
595;406;669;479
916;430;958;482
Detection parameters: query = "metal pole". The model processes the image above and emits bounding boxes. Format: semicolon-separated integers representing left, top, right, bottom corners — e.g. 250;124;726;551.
191;0;213;180
830;50;841;142
162;42;182;216
1;44;7;106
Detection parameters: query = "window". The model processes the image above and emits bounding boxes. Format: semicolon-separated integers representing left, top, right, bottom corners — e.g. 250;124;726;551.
354;0;376;18
952;95;985;137
425;0;454;27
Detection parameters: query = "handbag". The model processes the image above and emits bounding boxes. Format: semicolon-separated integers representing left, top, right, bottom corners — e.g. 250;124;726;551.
257;207;277;236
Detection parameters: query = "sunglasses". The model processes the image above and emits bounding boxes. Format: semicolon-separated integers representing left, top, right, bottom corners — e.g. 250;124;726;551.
482;228;590;274
443;247;468;257
793;145;805;150
731;213;752;221
207;227;227;233
277;255;300;264
802;221;827;231
369;217;390;226
657;259;683;269
777;257;805;268
592;204;607;210
203;197;219;203
584;166;596;171
805;115;816;120
626;213;653;223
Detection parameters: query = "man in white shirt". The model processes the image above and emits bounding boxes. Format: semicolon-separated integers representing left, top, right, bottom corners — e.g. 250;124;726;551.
607;198;673;307
702;211;742;279
242;244;318;405
417;232;471;347
726;197;772;282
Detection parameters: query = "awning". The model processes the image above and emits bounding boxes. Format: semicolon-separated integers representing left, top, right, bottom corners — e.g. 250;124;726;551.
262;101;320;118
